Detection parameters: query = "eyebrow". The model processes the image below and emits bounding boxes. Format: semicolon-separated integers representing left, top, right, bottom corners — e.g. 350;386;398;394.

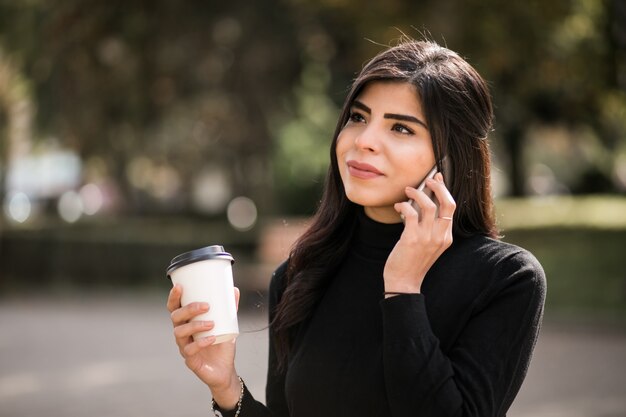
352;100;428;129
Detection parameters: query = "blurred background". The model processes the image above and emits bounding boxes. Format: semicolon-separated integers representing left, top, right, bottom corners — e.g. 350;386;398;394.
0;1;625;416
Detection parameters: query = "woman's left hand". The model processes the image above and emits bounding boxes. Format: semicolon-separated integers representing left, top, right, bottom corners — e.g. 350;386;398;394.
383;172;456;295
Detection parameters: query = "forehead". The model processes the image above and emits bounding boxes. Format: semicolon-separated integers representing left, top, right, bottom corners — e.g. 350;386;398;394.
353;81;424;116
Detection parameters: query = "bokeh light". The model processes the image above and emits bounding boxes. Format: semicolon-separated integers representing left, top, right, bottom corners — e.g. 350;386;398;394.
3;192;32;223
57;191;83;223
127;156;153;190
226;196;257;231
79;184;104;215
192;168;231;213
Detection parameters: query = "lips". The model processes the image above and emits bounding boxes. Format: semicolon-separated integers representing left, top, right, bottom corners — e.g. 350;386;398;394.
347;160;383;179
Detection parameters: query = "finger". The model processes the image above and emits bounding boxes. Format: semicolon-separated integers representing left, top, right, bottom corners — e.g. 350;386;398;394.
427;173;456;219
234;287;241;312
183;336;217;356
170;301;209;326
426;174;455;248
405;185;438;224
174;320;214;341
167;284;182;313
394;200;419;226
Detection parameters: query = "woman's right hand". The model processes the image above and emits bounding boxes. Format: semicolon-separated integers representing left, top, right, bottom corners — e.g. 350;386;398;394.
167;284;242;409
384;173;456;294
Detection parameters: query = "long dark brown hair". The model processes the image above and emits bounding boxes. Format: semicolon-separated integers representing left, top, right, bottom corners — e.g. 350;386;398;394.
272;38;498;368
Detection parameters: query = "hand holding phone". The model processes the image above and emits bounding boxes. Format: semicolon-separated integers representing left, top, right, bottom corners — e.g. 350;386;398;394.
386;156;455;295
404;156;450;222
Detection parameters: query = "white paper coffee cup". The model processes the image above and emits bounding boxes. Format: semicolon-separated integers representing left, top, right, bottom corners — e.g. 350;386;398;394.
167;245;238;344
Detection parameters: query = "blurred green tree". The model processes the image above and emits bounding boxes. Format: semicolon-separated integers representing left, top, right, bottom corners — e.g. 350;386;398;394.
0;0;302;215
0;0;624;219
455;0;626;195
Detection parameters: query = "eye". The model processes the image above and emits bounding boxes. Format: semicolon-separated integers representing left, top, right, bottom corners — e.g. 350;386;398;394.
347;111;366;124
392;123;414;135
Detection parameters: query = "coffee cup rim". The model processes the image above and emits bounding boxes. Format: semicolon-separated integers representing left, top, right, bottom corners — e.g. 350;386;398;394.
166;245;234;278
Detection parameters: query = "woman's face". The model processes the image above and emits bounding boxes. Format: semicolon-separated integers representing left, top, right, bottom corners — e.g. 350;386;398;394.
336;81;436;223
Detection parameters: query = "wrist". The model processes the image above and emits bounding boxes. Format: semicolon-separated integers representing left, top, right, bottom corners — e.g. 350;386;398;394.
211;373;241;410
384;291;420;299
384;280;422;295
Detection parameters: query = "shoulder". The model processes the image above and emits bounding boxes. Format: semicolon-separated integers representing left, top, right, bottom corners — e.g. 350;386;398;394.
451;234;542;271
442;234;546;295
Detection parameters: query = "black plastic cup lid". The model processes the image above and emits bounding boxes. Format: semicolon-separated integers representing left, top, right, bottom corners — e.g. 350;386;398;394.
166;245;234;278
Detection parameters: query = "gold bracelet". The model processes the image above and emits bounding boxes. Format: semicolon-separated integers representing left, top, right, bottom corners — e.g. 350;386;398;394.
211;376;244;416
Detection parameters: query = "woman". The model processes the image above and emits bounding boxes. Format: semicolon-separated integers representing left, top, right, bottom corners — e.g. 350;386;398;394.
167;38;546;417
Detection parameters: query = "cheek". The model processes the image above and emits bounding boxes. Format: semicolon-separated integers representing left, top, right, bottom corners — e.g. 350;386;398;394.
335;131;349;156
389;147;437;188
335;133;350;169
401;154;432;179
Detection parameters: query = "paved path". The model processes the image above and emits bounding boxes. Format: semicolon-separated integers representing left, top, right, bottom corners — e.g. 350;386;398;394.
0;292;624;417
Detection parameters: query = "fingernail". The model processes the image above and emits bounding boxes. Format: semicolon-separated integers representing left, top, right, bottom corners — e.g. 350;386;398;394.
201;336;215;346
199;302;209;311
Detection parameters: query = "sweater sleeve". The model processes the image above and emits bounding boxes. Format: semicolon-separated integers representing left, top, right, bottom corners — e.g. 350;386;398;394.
380;250;546;417
215;265;289;417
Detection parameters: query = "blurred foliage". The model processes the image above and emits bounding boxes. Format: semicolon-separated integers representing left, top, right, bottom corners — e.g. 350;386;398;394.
0;0;624;218
504;226;626;319
495;195;626;230
496;196;626;319
272;60;338;213
0;0;303;215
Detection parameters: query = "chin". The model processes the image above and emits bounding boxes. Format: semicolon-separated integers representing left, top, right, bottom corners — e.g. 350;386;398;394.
344;189;398;208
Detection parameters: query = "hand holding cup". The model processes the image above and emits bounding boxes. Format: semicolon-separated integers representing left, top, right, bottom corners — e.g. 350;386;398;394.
166;245;242;409
167;245;239;344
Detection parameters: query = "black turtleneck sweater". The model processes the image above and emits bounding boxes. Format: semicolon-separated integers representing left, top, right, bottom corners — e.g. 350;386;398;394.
220;210;546;417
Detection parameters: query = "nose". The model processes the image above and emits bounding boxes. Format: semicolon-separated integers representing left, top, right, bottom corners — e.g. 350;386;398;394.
353;123;380;152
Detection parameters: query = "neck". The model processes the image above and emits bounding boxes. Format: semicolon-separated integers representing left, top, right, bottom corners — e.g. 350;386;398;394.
363;206;403;224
